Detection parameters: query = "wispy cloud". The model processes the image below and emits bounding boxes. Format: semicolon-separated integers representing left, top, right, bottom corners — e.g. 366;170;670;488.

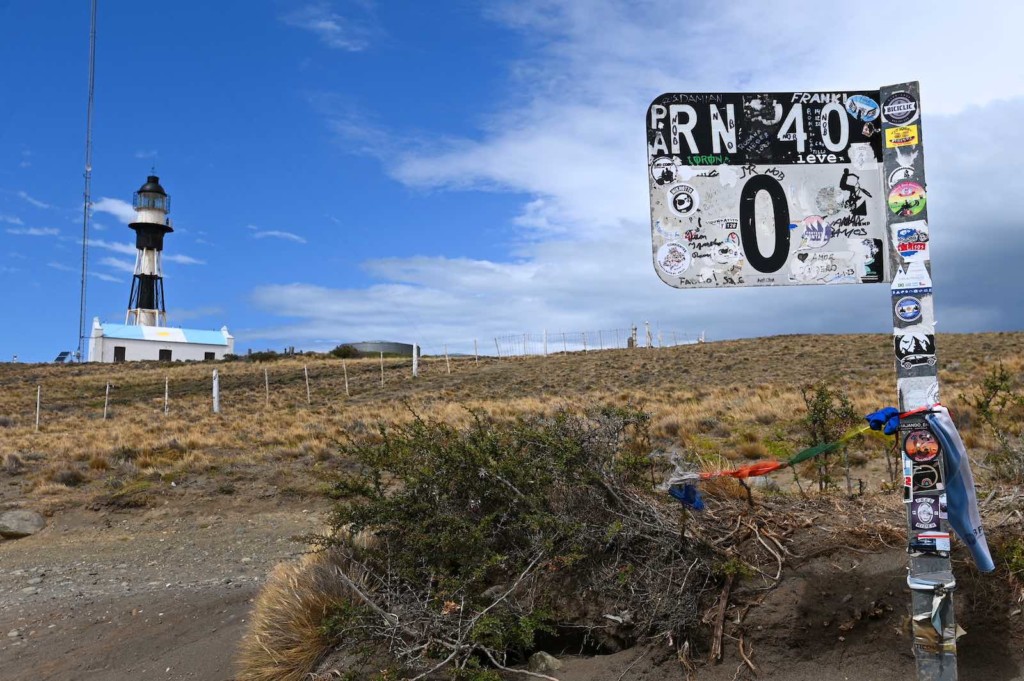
7;227;58;236
0;214;24;225
252;229;307;244
48;261;75;272
17;191;52;209
165;253;206;265
92;197;135;224
91;239;137;255
281;2;377;51
98;256;135;274
90;271;122;283
134;149;158;159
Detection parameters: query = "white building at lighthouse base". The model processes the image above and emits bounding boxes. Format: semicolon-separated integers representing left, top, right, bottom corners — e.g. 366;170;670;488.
87;318;234;363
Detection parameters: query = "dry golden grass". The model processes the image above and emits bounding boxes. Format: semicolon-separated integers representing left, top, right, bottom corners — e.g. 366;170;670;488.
237;530;377;681
0;332;1022;508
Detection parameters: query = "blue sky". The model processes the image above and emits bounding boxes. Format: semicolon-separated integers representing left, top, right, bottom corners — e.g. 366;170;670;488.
2;1;1022;362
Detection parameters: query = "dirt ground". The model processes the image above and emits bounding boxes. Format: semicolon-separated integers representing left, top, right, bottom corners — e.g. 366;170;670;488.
3;491;1023;681
0;497;322;681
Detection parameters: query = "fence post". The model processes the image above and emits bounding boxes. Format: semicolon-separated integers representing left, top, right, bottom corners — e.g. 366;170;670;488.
494;338;501;359
598;330;603;350
35;386;40;432
543;329;548;356
412;342;419;378
583;332;588;353
474;339;479;363
615;328;621;348
164;376;169;415
264;368;269;406
212;369;220;414
562;332;567;353
380;352;384;388
343;360;350;397
103;382;110;420
304;365;311;405
445;344;451;375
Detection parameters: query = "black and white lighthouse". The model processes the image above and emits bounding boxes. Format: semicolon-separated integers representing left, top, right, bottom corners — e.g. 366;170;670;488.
125;175;173;326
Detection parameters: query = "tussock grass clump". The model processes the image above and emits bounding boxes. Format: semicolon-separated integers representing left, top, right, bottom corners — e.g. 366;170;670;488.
237;541;376;681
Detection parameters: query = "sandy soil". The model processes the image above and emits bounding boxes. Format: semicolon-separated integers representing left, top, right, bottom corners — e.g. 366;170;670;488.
0;498;323;681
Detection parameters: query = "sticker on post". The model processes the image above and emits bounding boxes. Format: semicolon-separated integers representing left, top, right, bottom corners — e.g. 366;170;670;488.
898;376;940;408
895;329;936;369
892;221;929;260
888;181;927;217
910;531;950;555
883;92;920;125
885;125;919;148
912;463;943;491
904;428;940;463
912;496;941;530
895;296;923;323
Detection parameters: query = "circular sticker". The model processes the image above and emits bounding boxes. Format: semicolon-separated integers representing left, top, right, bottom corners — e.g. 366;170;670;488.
913;464;939;489
888;181;926;217
846;94;880;122
895;296;922;323
916;502;935;524
905;429;940;463
650;157;680;186
888;166;915;187
656;241;691;275
668;184;699;217
883;92;919;125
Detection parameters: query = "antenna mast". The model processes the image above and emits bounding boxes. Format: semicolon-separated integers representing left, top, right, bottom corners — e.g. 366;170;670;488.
77;0;98;362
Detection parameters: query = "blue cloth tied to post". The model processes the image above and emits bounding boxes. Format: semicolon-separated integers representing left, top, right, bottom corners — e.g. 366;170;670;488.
865;406;901;435
926;406;995;573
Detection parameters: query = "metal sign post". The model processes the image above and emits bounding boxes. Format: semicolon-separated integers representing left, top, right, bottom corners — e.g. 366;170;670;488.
647;83;958;679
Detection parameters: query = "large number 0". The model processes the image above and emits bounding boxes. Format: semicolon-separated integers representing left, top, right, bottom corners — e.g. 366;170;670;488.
739;176;790;273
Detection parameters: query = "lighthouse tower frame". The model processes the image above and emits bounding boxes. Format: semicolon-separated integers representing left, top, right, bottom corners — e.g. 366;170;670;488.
126;175;173;326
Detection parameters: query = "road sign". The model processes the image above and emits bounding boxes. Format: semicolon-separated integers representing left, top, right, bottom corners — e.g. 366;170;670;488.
647;83;964;681
646;90;890;288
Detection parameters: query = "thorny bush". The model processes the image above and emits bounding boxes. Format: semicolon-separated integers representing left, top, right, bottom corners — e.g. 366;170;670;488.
960;363;1024;483
313;406;721;679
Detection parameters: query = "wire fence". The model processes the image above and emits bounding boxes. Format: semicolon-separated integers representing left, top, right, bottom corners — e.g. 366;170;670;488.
492;325;703;358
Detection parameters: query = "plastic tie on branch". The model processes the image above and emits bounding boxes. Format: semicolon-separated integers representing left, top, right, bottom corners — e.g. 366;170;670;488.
668;483;705;511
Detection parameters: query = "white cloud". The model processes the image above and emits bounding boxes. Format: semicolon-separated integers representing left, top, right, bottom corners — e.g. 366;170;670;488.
134;149;158;159
266;1;1024;349
92;197;135;224
252;230;307;244
281;2;376;51
7;227;58;236
17;191;52;209
98;256;136;274
90;239;137;256
164;253;206;265
47;261;75;272
0;215;23;225
90;271;122;283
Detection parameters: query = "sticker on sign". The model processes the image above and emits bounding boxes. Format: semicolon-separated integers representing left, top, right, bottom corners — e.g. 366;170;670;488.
647;91;891;288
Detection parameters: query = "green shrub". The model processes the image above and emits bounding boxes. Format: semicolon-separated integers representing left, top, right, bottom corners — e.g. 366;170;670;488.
314;406;720;677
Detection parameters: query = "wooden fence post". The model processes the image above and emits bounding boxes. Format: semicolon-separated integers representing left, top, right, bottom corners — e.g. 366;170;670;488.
35;386;40;432
212;369;220;414
343;360;350;397
103;382;110;420
304;365;311;405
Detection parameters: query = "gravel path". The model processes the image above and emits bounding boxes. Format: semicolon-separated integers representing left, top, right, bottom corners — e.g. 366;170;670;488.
0;499;323;681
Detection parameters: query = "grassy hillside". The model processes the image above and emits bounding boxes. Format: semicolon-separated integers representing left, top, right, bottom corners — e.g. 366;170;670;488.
1;332;1022;512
